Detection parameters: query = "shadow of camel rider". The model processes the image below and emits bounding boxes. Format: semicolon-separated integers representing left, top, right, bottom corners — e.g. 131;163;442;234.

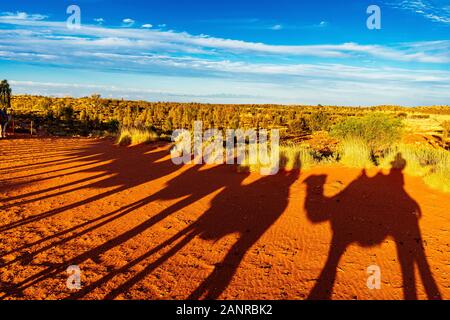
303;153;441;300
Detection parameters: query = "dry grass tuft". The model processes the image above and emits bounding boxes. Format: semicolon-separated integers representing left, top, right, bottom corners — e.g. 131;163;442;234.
117;127;159;146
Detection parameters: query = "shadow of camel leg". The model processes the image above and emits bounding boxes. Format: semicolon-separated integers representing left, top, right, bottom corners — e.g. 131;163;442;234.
415;244;442;300
189;233;260;300
396;242;417;300
103;231;198;300
308;235;346;300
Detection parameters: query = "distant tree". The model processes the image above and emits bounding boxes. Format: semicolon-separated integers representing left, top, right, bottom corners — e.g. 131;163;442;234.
79;109;89;122
107;119;120;133
309;111;331;132
58;105;74;122
288;117;311;135
0;80;12;109
162;118;173;132
230;114;240;130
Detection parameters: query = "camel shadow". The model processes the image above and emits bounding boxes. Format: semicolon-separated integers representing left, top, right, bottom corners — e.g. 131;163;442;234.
0;141;177;233
90;155;300;300
303;153;442;300
5;151;299;300
0;141;186;298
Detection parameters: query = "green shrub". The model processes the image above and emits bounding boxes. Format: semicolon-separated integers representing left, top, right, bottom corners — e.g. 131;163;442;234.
107;119;120;133
57;105;74;122
331;113;403;153
309;111;331;132
288;117;311;135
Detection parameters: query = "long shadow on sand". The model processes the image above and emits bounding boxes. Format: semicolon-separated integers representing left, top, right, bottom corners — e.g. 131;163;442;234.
0;141;178;233
303;153;441;300
70;155;300;300
2;152;299;300
2;142;442;300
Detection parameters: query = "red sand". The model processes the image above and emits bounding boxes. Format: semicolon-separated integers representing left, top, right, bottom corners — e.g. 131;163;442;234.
0;137;449;300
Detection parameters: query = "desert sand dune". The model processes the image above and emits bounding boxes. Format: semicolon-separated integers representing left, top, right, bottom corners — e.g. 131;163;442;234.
0;137;449;300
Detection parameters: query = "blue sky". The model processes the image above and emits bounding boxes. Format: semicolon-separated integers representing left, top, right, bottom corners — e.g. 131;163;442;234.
0;0;449;105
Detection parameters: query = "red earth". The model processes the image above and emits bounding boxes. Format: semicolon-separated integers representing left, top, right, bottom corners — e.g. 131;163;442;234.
0;137;448;300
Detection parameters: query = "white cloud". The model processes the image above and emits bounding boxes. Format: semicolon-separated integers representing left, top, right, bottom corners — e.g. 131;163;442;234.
142;24;153;28
122;18;135;26
0;12;447;63
270;24;283;30
8;80;266;102
0;11;47;21
9;75;450;106
387;0;450;24
94;18;105;24
1;11;449;105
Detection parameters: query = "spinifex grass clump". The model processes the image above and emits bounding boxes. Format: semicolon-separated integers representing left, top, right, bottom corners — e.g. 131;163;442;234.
426;154;450;193
239;144;316;173
337;138;373;168
117;127;159;146
381;144;450;192
279;144;316;170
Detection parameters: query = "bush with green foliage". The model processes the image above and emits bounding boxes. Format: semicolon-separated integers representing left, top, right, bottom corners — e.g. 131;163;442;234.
57;105;74;122
309;111;331;132
288;117;311;135
331;113;403;153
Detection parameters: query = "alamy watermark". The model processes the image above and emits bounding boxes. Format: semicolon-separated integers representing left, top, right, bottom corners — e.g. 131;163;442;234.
67;5;81;30
66;265;82;290
65;4;381;31
367;265;381;290
367;5;381;30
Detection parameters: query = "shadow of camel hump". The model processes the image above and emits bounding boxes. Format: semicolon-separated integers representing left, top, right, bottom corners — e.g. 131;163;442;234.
303;153;442;300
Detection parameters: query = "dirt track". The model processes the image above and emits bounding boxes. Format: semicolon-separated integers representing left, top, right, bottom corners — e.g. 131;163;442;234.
0;137;449;300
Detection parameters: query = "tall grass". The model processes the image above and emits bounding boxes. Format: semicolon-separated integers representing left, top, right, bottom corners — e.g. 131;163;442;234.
337;138;373;168
280;144;316;170
115;123;450;193
117;127;159;146
239;144;317;173
381;144;450;192
268;140;450;193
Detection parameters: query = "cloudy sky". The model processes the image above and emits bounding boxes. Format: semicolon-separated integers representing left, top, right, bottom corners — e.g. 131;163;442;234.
0;0;449;105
